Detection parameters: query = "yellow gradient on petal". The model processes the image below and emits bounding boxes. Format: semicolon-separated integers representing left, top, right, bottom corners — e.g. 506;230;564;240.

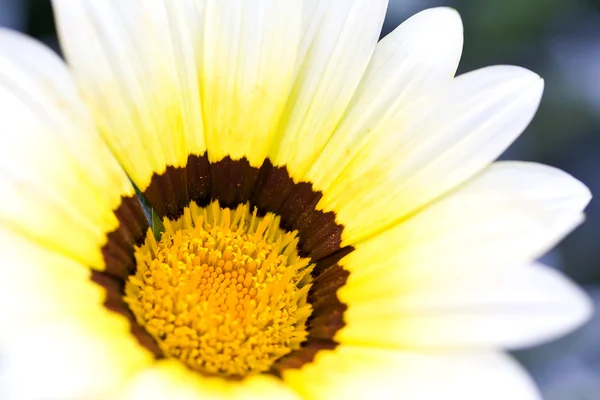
117;360;301;400
330;161;590;350
0;233;153;399
201;0;301;166
312;67;543;246
336;262;591;350
305;7;463;191
53;1;209;191
0;29;137;270
269;0;387;180
282;346;409;399
336;160;589;301
3;310;154;399
0;228;106;343
283;346;541;400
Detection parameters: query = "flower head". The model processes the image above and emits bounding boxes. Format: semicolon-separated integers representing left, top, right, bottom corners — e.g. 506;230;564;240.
0;1;592;399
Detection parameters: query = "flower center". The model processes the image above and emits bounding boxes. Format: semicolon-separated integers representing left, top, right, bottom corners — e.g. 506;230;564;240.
123;202;313;377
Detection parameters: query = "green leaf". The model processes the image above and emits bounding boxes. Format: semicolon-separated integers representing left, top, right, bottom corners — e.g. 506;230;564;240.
151;209;165;241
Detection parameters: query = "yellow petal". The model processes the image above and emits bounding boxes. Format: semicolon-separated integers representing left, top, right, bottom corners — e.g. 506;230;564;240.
52;0;209;190
117;360;301;400
0;29;134;269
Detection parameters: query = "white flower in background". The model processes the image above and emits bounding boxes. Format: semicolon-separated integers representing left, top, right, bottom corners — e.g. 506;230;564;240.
0;1;592;399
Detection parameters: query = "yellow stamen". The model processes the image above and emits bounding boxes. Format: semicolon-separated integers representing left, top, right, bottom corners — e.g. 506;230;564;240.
123;201;313;377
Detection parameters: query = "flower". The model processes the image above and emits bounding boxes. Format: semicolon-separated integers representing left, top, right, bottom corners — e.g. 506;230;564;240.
0;1;592;399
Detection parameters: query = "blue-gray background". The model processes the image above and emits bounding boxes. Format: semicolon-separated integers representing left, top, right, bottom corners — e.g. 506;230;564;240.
1;0;598;398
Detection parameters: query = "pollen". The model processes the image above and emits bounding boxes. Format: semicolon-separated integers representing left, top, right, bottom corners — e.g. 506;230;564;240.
123;201;314;377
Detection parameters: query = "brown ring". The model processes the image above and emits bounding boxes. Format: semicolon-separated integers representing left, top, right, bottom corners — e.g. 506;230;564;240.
93;154;352;374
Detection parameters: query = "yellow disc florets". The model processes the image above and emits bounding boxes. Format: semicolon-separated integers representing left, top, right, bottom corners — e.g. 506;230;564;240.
124;202;313;377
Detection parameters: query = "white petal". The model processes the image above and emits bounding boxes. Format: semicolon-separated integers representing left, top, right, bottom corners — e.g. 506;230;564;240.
338;263;592;350
316;65;544;245
283;346;541;400
52;0;208;190
474;160;591;213
337;162;591;349
0;315;153;399
341;161;589;288
270;0;388;179
0;29;133;268
308;6;463;184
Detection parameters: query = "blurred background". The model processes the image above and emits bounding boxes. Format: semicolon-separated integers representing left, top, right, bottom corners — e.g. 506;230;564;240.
1;0;598;398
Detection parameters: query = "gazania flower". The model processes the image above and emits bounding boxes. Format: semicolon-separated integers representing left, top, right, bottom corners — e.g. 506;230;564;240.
0;1;592;399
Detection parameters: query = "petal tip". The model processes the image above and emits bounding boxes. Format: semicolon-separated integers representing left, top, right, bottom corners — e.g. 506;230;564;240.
412;6;464;39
